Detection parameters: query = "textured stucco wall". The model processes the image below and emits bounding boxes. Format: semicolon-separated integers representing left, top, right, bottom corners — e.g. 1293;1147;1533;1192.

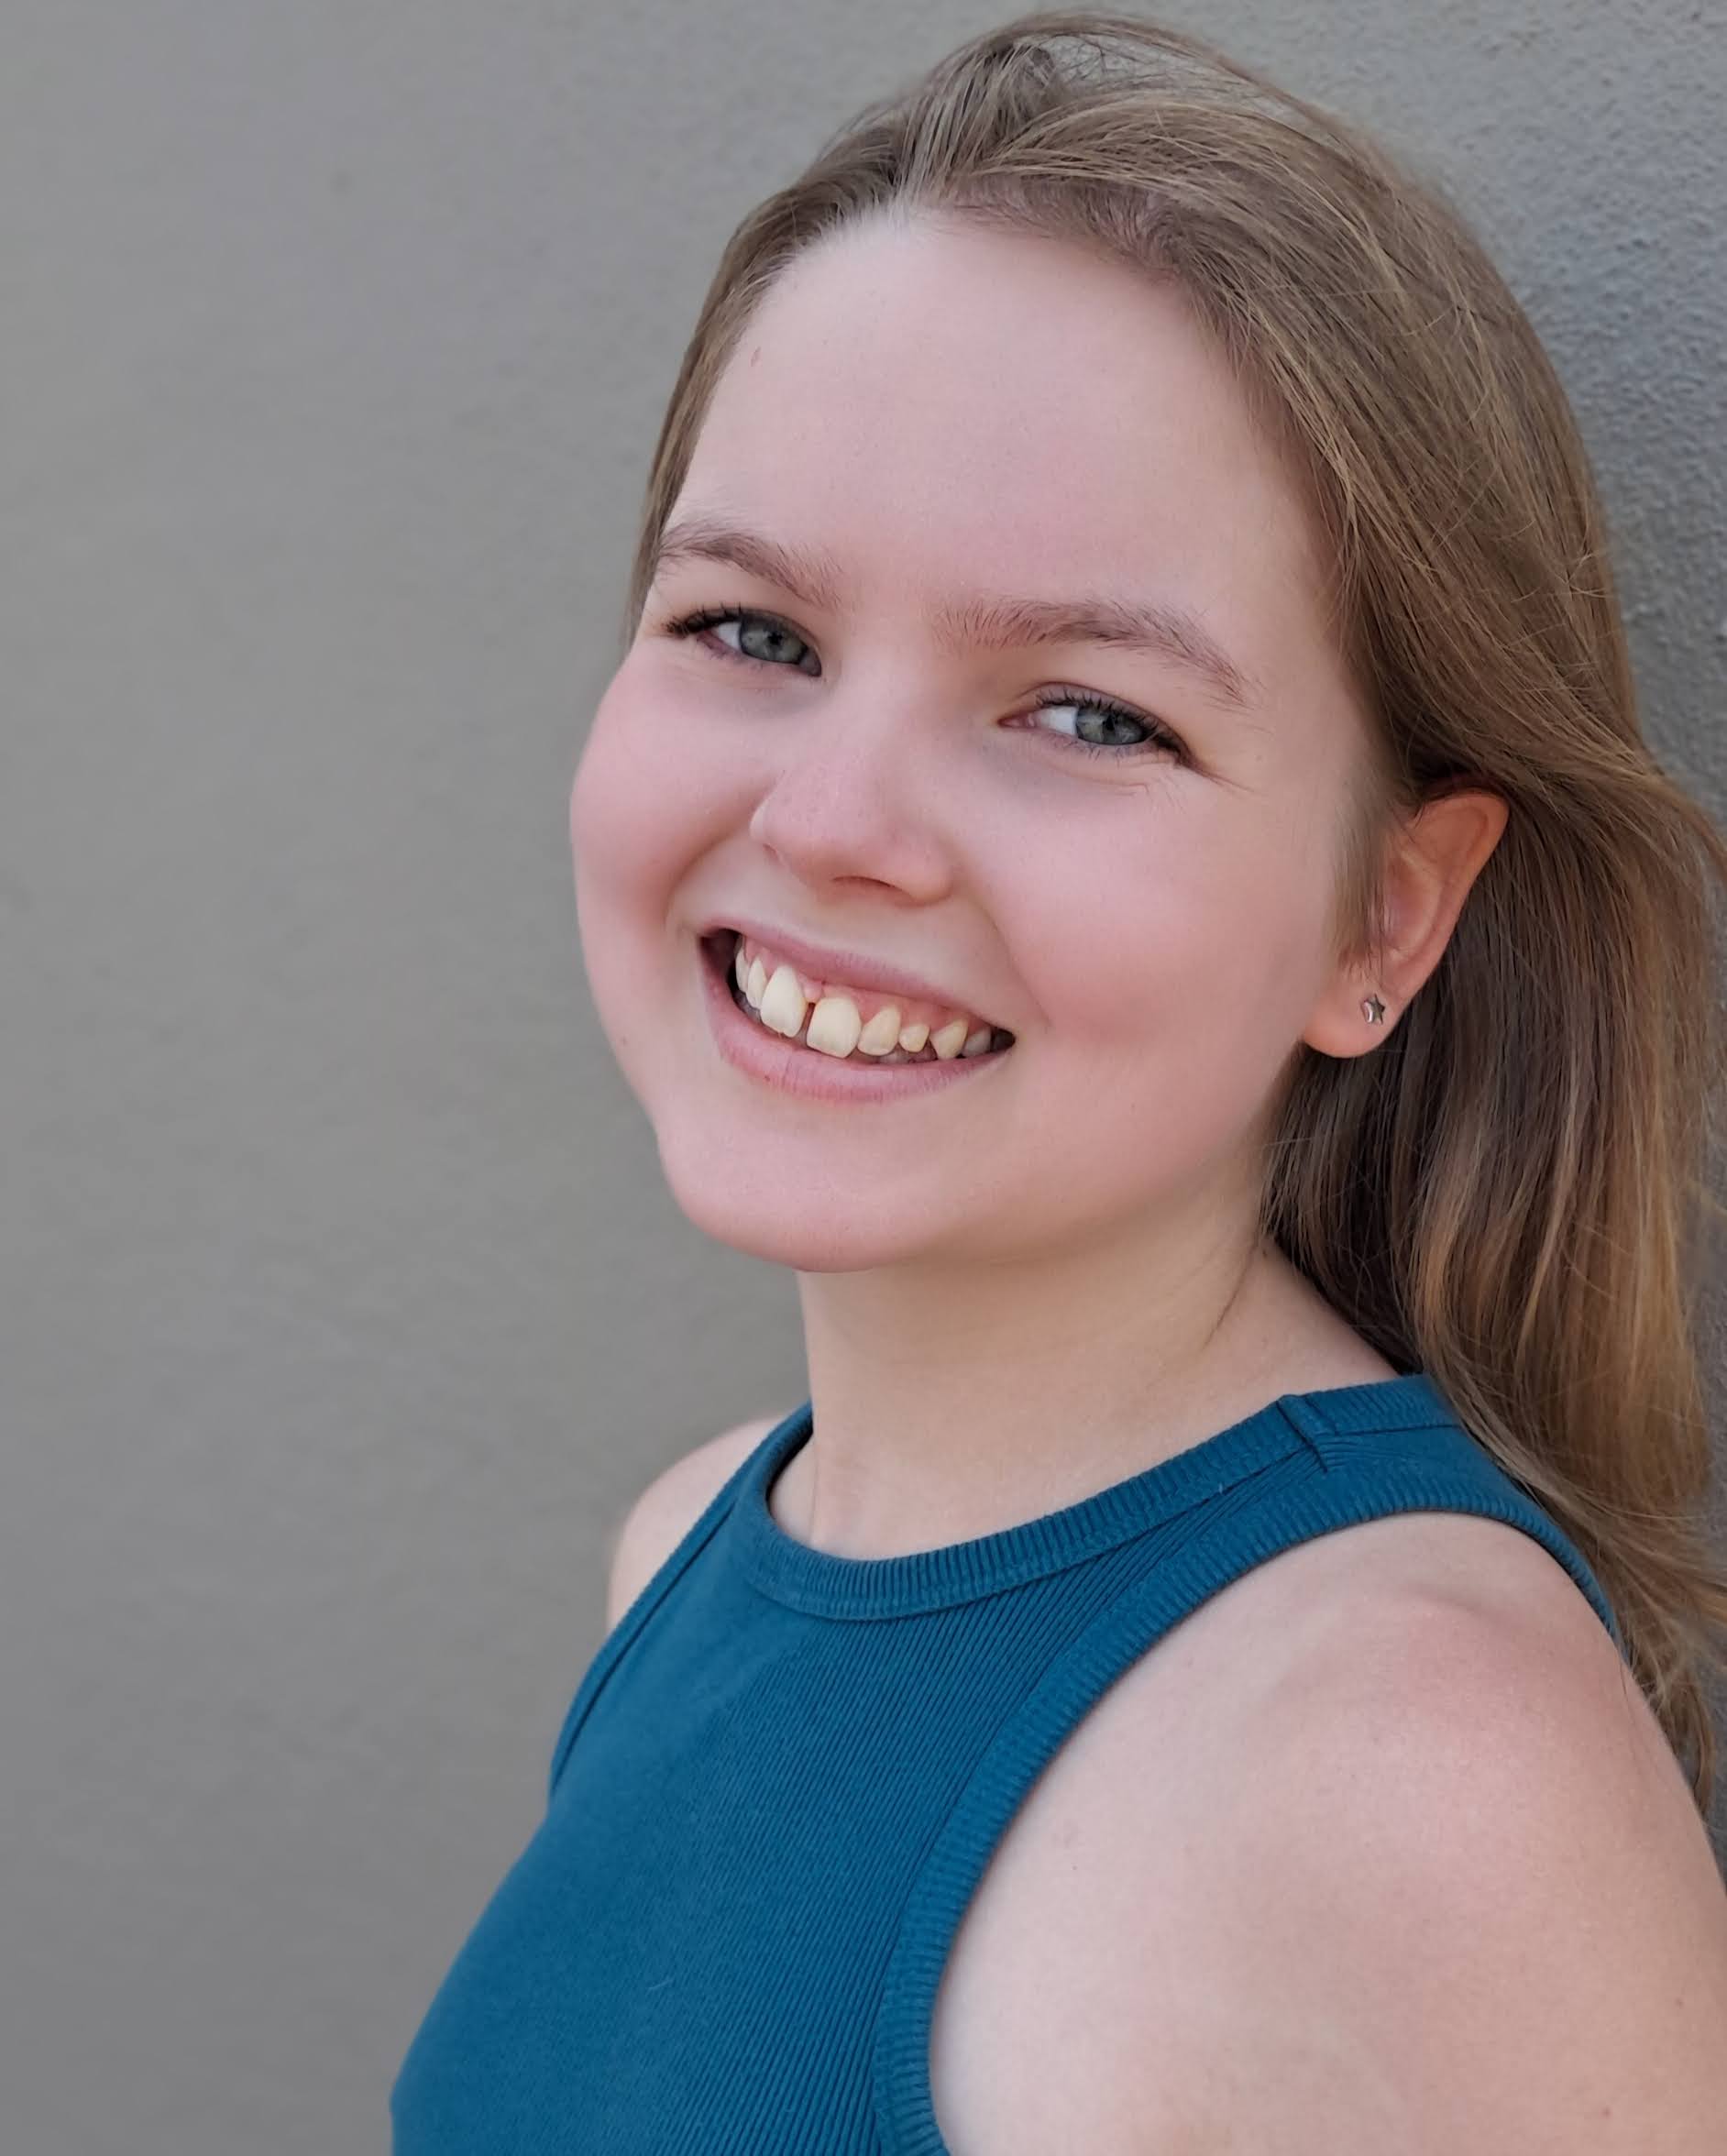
4;5;1722;2150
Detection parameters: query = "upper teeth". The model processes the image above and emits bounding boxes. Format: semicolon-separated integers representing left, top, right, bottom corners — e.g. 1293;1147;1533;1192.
729;935;1006;1062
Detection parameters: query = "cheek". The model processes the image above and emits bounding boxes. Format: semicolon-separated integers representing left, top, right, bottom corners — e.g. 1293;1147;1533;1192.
570;673;729;948
1005;816;1324;1158
568;682;688;1065
569;667;764;1103
1010;817;1273;1045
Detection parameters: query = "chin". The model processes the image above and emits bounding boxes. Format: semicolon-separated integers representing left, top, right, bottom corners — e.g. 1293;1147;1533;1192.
652;1128;976;1272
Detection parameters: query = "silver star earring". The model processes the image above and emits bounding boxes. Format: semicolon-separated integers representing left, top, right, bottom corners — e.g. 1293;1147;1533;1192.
1361;993;1386;1025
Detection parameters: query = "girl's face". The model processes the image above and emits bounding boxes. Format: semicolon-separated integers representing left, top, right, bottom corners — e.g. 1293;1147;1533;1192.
570;214;1374;1277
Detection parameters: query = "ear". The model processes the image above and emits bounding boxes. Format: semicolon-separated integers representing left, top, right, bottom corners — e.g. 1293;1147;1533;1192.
1304;786;1510;1060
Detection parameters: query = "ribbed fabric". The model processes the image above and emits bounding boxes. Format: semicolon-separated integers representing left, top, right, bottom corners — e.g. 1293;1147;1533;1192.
390;1371;1623;2155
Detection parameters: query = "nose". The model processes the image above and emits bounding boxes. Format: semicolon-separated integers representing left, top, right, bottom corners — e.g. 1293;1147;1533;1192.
745;676;953;901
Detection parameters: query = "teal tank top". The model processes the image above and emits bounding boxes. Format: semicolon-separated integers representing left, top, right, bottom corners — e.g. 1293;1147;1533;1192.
390;1371;1624;2154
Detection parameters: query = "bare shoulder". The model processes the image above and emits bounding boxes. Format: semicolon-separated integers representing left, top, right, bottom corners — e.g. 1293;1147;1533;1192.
1181;1554;1727;2151
934;1510;1722;2152
602;1411;785;1632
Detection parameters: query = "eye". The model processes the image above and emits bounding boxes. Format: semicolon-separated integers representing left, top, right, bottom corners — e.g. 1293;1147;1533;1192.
660;604;820;675
1018;688;1187;764
656;603;1188;764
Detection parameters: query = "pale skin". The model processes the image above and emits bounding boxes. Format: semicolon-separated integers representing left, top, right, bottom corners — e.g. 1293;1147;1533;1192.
574;213;1727;2147
571;207;1504;1556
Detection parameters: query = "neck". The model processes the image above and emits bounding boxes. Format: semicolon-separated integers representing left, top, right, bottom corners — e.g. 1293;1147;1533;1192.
780;1216;1345;1562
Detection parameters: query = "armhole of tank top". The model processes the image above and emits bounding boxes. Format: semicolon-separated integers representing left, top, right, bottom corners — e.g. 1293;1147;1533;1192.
544;1424;784;1806
869;1440;1627;2156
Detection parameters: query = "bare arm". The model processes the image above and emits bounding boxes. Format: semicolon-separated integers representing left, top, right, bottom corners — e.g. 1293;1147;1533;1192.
1172;1599;1727;2153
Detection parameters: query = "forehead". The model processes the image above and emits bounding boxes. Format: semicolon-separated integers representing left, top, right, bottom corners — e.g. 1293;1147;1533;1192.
676;216;1327;638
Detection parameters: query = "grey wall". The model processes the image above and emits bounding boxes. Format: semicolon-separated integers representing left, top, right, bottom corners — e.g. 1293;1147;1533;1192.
5;4;1722;2150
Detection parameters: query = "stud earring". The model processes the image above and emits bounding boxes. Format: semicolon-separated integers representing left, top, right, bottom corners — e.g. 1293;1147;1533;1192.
1361;992;1386;1025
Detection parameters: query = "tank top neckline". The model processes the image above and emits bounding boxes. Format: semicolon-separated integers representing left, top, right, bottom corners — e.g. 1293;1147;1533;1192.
732;1370;1449;1619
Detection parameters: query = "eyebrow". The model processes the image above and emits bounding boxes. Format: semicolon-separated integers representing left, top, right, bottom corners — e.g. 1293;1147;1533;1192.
648;512;1259;714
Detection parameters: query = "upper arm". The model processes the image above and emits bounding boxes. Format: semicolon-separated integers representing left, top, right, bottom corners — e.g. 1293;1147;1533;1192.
1194;1600;1727;2153
602;1413;782;1633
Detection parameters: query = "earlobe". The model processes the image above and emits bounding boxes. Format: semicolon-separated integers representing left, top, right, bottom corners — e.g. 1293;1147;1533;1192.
1303;978;1398;1062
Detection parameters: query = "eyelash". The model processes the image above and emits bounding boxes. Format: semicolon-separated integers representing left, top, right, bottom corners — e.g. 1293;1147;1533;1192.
656;604;1187;764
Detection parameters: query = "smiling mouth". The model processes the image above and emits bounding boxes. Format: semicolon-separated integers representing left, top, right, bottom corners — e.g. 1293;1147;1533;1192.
701;930;1016;1065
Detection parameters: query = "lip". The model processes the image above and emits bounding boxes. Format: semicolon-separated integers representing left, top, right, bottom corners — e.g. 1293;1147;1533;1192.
697;932;1014;1104
694;912;1001;1026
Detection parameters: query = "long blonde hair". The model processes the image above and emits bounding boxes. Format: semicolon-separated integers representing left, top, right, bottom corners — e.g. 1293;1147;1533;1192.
617;11;1727;1816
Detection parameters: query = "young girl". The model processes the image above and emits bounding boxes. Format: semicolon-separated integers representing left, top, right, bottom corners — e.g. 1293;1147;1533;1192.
392;14;1727;2149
